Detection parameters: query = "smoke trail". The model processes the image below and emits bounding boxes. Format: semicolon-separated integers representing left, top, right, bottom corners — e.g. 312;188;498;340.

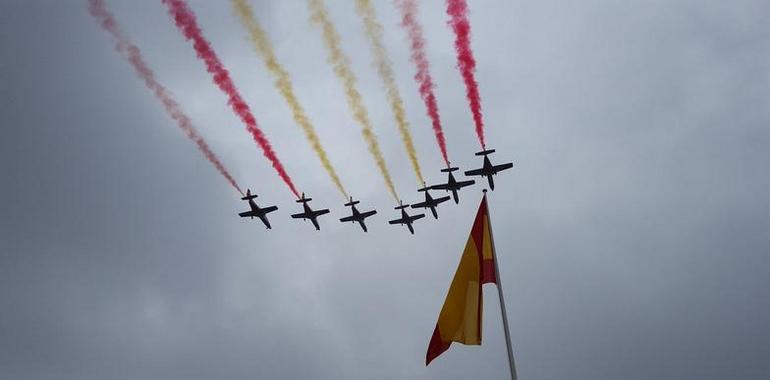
446;0;485;148
308;0;398;202
231;0;347;199
162;0;300;198
88;0;243;195
397;0;449;166
355;0;423;185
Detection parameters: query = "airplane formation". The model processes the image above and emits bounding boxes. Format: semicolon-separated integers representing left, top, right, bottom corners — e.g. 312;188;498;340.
91;0;504;235
239;149;513;234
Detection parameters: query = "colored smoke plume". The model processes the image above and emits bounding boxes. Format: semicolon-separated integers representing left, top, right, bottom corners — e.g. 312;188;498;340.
232;0;347;199
397;0;450;166
447;0;485;148
89;0;243;195
308;0;399;202
163;0;300;198
356;0;423;184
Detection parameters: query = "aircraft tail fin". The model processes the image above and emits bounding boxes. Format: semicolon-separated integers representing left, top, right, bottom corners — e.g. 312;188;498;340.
241;189;258;201
475;149;496;156
296;192;312;203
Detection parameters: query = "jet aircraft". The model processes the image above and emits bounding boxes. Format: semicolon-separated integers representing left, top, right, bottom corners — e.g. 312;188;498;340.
464;149;513;190
290;193;330;230
411;183;450;219
238;189;278;229
430;164;475;204
388;201;425;235
339;197;377;232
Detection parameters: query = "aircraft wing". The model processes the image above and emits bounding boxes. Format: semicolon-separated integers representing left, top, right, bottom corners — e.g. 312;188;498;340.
340;215;357;223
430;183;450;191
409;214;425;222
388;218;403;225
262;206;278;214
313;209;330;217
456;180;475;188
239;211;257;218
291;212;308;219
464;168;484;176
411;201;429;209
493;163;513;173
434;195;451;204
361;210;377;218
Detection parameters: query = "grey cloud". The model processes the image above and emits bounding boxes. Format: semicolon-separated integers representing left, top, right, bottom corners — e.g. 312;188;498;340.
2;0;769;379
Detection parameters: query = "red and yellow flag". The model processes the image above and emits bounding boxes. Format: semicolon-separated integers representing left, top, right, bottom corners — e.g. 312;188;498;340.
426;195;496;365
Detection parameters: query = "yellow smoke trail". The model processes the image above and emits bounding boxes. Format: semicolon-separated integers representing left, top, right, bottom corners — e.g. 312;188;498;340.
232;0;347;199
308;0;399;202
355;0;423;185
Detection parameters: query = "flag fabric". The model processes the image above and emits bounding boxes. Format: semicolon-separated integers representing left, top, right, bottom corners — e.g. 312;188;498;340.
426;195;496;365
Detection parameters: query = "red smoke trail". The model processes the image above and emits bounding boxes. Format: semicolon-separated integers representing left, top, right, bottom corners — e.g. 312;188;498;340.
398;0;449;166
446;0;485;149
88;0;243;195
162;0;300;198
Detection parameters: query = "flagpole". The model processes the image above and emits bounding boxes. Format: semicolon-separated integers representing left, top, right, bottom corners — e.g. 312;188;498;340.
484;189;518;380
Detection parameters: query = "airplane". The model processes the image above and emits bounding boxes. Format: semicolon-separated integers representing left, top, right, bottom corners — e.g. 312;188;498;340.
430;164;475;204
238;189;278;229
339;197;377;232
464;149;513;191
388;200;425;235
411;183;450;219
290;193;330;231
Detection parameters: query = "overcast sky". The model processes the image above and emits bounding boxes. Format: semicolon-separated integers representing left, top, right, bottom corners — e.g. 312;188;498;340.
2;0;770;379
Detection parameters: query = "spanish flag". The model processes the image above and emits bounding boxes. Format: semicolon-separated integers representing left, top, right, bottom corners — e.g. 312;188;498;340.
426;194;497;365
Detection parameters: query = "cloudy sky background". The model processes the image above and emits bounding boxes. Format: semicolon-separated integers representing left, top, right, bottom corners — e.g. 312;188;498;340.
2;0;770;379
